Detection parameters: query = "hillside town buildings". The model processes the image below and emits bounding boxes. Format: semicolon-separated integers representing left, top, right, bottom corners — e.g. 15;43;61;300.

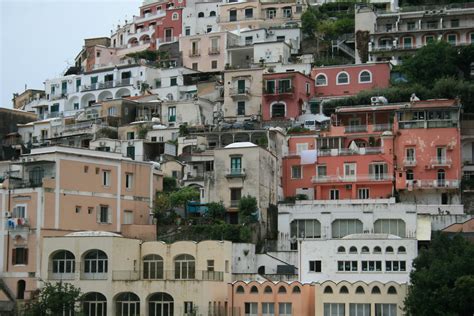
1;0;473;314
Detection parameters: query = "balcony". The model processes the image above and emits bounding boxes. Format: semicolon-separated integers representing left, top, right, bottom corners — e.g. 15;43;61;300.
115;78;132;87
230;200;240;208
80;79;132;92
430;157;452;168
278;87;294;95
5;218;30;231
345;125;368;133
48;270;76;281
156;36;178;45
373;123;392;132
229;87;250;99
80;271;108;280
312;174;393;183
403;158;417;167
225;168;246;178
317;147;384;157
189;49;201;57
406;179;459;189
208;47;220;55
112;270;140;281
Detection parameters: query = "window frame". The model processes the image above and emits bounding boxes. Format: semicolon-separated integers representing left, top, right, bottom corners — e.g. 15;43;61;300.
358;70;372;83
336;71;350;85
315;74;328;86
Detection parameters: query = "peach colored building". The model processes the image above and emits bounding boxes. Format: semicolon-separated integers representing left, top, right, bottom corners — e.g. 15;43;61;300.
228;281;314;316
0;146;162;305
312;62;391;99
282;99;462;204
179;31;238;72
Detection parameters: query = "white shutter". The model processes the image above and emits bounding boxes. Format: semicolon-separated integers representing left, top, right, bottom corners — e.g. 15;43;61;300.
12;207;18;218
96;206;101;223
107;207;112;224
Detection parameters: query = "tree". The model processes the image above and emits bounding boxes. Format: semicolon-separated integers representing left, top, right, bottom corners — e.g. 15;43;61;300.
238;195;258;224
23;282;82;316
169;186;200;209
205;202;226;222
163;176;177;193
404;233;474;316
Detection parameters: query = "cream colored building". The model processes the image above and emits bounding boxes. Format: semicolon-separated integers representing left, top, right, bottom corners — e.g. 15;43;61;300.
314;281;407;316
41;235;234;316
0;146;162;305
223;68;264;121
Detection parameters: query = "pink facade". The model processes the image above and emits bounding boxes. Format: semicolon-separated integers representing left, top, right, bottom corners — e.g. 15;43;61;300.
262;72;314;121
311;62;391;98
228;281;315;316
282;99;461;201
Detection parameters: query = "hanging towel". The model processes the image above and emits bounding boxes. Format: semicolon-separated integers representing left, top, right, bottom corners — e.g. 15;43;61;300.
300;149;317;165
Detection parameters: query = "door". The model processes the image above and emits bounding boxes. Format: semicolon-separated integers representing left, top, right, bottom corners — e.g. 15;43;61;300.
237;80;245;93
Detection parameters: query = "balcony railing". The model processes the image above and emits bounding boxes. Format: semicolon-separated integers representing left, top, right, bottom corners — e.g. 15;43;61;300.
5;218;30;231
48;271;76;280
208;47;220;55
115;78;132;87
373;123;392;131
80;78;132;92
112;270;140;281
226;168;246;178
156;36;178;44
430;157;452;167
406;179;459;189
229;87;250;97
80;271;108;280
345;125;368;133
312;174;393;183
403;158;417;167
278;87;294;94
316;147;384;157
189;49;201;57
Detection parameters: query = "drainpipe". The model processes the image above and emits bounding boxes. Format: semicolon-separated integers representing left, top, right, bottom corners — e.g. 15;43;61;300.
231;282;234;316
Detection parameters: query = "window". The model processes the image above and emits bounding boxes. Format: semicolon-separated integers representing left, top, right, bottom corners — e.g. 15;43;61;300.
230;156;242;174
168;106;176;122
283;7;292;18
344;163;356;180
12;248;28;265
83;292;107;316
170;77;177;86
336;72;349;85
361;260;382;272
324;303;344;316
324;286;333;294
403;37;413;48
349;246;357;254
266;8;276;19
407;22;416;30
185;27;190;36
350;303;370;316
250;286;259;294
230;188;242;207
279;303;292;316
436;147;447;163
317;165;327;178
361;246;369;253
375;304;397;316
398;246;406;253
278;286;287;294
372;286;381;294
245;302;258;316
332;219;363;238
337;246;345;253
271;102;286;118
451;19;459;27
229;10;237;22
245;8;253;18
386;261;406;272
425;35;435;44
290;219;321;238
406;169;414;181
296;143;308;154
278;79;292;93
291;165;302;179
369;163;388;180
355;286;365;294
386;246;394;253
84;250;108;275
198;12;204;17
447;34;456;45
127;131;135;140
315;74;327;86
405;147;415;163
329;189;339;200
116;292;140;316
340;286;349;294
210;11;216;17
74;103;79;110
387;286;397;294
126;146;135;160
75;206;81;213
125;173;133;190
207;260;214;272
98;205;111;224
236;286;245;293
374;219;406;237
266;80;275;94
143;255;163;279
155;79;162;88
12;205;26;218
309;260;322;272
337;260;358;272
264;286;272;294
102;170;110;187
374;246;382;253
237;101;245;116
148;293;174;316
174;254;195;279
172;12;179;20
192;63;198;70
262;302;275;316
358;188;369;199
277;36;285;42
359;70;372;83
211;60;218;69
292;286;301;294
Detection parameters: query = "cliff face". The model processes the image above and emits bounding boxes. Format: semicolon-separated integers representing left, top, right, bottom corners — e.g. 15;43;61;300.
0;108;36;160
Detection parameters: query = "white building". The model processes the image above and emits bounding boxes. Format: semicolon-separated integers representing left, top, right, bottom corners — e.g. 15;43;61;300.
182;0;220;36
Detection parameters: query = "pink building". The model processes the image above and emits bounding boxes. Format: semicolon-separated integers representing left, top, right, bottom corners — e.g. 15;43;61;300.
311;62;391;98
262;71;314;121
282;99;461;203
228;281;315;316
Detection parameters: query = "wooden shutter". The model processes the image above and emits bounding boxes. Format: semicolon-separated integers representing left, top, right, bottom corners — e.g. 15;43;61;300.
12;248;16;265
24;249;28;265
96;206;101;223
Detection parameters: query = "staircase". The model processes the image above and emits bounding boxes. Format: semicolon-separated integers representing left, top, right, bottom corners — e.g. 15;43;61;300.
332;39;355;59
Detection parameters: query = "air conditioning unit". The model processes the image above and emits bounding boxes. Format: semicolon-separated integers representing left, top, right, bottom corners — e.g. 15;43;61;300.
5;211;11;217
99;141;107;146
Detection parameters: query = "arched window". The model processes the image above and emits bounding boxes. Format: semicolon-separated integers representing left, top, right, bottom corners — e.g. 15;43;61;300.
198;12;204;17
398;246;406;254
374;219;406;237
172;12;179;20
374;246;382;254
236;286;245;294
83;292;107;316
361;246;369;254
115;292;140;316
290;219;321;238
315;74;327;86
278;286;287;294
387;286;397;294
359;70;372;83
339;286;349;294
83;250;108;278
323;286;333;294
292;286;301;294
355;286;365;294
264;286;272;294
336;72;349;85
108;106;117;117
174;254;195;279
271;103;286;118
29;167;44;186
250;286;259;294
332;219;363;238
209;11;216;17
371;286;381;294
349;246;358;254
51;250;75;278
386;246;394;253
148;292;173;316
143;254;163;279
337;246;345;253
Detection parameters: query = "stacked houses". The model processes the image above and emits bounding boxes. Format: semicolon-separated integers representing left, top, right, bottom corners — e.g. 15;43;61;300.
1;0;474;315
